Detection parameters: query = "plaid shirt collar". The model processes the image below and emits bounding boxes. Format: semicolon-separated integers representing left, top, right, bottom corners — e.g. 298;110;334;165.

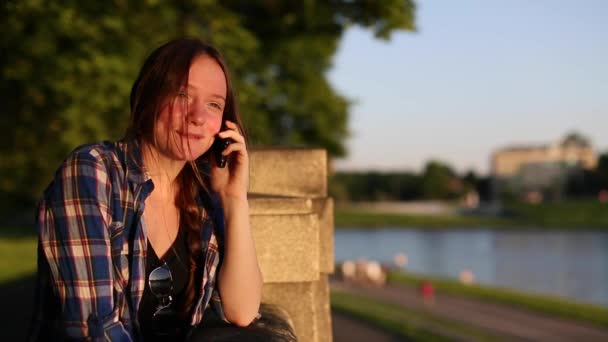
120;137;151;185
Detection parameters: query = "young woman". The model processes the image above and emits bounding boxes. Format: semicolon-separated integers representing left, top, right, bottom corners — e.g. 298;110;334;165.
29;38;263;341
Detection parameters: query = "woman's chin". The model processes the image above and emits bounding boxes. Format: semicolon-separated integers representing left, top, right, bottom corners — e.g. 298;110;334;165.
159;146;194;162
160;141;210;161
178;139;212;159
173;151;201;161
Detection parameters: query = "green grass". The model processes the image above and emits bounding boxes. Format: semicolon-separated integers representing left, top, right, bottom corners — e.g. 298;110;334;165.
331;289;502;341
335;200;608;229
0;236;37;284
505;200;608;227
0;225;37;238
388;271;608;329
335;209;511;228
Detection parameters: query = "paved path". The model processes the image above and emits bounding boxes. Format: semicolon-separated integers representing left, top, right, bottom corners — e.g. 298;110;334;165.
332;309;405;342
331;281;608;341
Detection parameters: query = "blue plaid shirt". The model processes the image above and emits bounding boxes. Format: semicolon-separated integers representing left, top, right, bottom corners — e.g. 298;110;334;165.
30;139;227;341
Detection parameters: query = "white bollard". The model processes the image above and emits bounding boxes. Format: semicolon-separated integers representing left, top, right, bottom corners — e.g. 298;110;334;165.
459;268;475;285
393;252;408;268
341;260;356;282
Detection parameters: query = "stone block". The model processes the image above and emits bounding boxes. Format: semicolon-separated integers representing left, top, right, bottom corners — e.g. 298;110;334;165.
249;195;313;215
312;198;334;274
250;149;327;198
313;275;332;342
252;214;319;283
262;282;318;342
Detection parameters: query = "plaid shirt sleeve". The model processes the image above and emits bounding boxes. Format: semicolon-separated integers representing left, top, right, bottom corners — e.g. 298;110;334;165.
209;193;231;323
38;149;132;341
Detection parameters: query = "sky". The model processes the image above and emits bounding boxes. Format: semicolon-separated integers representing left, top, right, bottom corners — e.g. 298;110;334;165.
328;0;608;175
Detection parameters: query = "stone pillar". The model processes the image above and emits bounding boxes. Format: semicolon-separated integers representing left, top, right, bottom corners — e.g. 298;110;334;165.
249;148;334;342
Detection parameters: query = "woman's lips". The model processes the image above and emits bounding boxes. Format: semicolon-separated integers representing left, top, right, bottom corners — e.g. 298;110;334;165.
176;131;204;139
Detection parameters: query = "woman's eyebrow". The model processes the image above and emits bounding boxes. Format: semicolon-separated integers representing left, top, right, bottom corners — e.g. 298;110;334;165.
187;84;226;101
210;94;226;102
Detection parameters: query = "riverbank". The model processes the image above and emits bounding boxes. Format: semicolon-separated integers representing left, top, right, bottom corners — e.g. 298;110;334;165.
388;271;608;328
336;200;608;229
331;289;496;341
331;280;608;341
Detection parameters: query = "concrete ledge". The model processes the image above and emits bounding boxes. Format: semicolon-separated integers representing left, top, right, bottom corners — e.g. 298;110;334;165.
249;195;313;215
248;147;334;341
250;149;327;198
312;198;335;274
313;275;332;342
262;281;318;342
252;214;320;283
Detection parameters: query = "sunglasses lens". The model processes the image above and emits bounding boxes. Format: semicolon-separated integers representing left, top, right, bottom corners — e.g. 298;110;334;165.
149;264;172;297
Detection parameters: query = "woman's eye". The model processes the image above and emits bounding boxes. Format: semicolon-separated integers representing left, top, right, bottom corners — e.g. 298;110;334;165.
209;102;223;111
177;92;194;106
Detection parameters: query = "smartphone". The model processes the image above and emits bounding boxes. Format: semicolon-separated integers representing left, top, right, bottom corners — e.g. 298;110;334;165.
212;134;233;168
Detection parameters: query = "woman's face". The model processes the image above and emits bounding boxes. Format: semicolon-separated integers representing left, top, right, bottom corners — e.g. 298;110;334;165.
154;54;227;161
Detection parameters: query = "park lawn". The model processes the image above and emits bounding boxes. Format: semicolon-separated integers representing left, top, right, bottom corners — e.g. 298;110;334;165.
335;200;608;229
505;200;608;227
331;289;502;341
0;236;37;284
335;209;511;228
388;271;608;329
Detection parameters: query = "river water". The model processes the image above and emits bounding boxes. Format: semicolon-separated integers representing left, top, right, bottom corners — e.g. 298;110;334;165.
334;228;608;307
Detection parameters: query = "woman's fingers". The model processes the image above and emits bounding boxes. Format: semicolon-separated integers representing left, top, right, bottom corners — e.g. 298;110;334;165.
218;122;245;144
221;141;246;156
224;120;240;132
222;121;244;137
215;120;247;158
218;130;244;144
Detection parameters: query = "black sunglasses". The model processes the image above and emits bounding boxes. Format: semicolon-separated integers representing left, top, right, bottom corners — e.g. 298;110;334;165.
148;262;175;320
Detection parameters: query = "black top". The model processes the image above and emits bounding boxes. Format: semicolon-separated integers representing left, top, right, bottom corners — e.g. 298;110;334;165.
138;225;191;341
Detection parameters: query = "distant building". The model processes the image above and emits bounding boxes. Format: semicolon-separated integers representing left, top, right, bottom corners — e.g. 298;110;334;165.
492;134;597;176
491;133;598;201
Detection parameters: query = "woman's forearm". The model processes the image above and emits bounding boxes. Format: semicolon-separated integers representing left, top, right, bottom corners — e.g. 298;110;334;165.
217;195;263;326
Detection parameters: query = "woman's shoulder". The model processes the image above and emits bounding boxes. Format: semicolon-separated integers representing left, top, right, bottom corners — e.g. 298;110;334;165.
39;141;126;209
48;140;127;184
67;140;122;163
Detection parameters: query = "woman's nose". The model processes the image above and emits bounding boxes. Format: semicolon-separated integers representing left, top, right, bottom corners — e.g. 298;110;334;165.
187;102;207;126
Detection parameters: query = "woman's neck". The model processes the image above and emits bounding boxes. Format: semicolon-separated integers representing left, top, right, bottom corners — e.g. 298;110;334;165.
141;142;186;200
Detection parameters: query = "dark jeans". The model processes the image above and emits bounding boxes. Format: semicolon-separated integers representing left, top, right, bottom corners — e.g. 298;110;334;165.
186;304;297;342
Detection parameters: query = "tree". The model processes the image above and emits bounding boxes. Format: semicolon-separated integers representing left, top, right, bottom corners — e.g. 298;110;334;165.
565;151;608;198
421;160;460;199
561;131;591;148
598;152;608;188
1;0;416;208
463;170;491;201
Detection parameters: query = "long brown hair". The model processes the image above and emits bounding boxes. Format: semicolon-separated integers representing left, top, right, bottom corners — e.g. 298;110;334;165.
127;38;246;317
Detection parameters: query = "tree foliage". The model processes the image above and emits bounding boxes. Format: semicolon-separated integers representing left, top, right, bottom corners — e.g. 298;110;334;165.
1;0;416;207
329;160;497;202
329;159;470;202
566;152;608;197
329;171;423;201
421;160;461;199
